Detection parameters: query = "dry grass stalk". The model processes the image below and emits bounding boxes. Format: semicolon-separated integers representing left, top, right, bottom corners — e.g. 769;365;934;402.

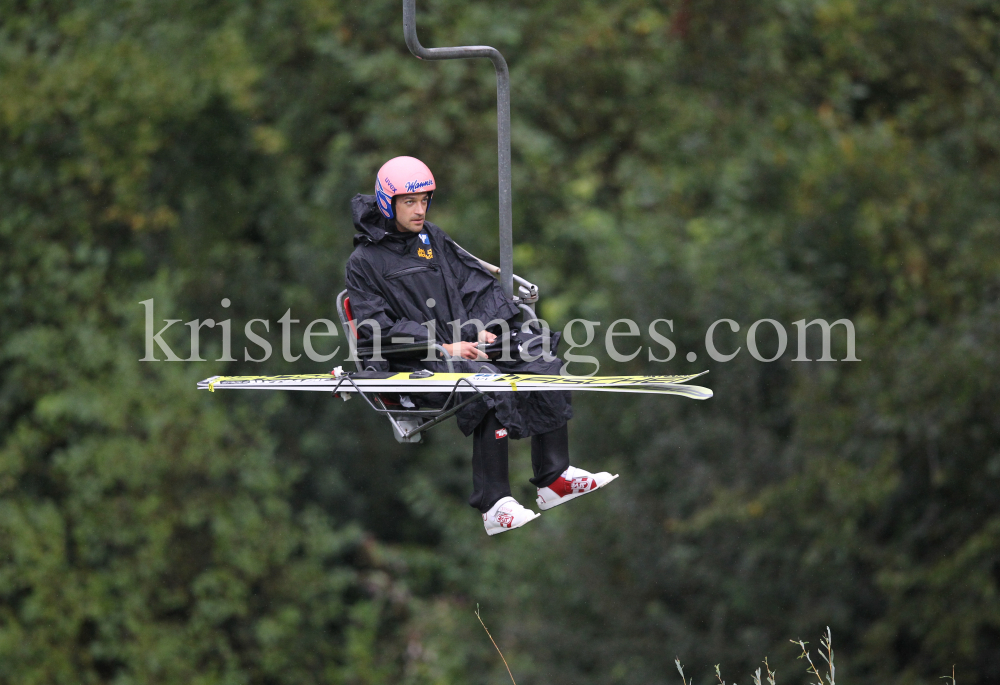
475;604;517;685
792;626;835;685
675;658;693;685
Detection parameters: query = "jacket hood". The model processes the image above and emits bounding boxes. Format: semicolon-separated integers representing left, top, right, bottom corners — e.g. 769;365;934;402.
351;194;396;245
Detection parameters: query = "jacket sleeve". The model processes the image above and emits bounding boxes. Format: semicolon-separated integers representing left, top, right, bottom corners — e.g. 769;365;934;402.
443;239;520;332
345;257;432;347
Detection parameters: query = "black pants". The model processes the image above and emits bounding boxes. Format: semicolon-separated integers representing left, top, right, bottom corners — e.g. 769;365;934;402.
469;409;570;513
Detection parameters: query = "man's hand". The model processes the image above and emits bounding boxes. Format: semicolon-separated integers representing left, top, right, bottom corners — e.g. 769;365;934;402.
478;330;497;344
443;341;487;360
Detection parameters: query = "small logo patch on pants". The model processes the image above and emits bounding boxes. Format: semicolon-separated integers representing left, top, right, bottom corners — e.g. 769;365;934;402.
495;428;508;439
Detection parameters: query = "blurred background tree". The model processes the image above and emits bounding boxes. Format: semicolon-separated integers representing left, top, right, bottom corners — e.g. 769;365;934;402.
0;0;998;683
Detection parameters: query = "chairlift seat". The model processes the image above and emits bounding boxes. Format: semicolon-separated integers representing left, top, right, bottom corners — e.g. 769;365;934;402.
334;256;540;444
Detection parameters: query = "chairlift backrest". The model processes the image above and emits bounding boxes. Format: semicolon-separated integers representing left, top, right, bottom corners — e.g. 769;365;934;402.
335;290;364;372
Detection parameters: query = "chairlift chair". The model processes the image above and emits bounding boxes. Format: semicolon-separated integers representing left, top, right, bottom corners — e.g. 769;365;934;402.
198;2;714;435
334;245;539;444
334;0;540;444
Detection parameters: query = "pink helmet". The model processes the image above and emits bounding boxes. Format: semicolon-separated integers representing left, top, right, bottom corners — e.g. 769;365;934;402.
375;156;436;219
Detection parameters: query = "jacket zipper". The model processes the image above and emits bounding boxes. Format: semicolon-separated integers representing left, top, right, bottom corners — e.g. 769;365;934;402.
386;265;436;279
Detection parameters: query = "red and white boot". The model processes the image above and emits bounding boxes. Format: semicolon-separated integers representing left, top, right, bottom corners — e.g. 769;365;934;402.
483;496;541;536
535;466;619;511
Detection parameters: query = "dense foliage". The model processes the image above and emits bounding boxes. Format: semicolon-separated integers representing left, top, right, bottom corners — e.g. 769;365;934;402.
1;0;998;683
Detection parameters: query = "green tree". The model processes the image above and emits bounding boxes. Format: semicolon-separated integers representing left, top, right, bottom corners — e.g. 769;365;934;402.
1;0;998;683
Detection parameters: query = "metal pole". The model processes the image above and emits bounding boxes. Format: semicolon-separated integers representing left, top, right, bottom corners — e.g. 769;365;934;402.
402;0;514;300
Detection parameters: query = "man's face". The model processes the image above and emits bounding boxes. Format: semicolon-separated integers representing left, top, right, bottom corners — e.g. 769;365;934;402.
394;192;431;233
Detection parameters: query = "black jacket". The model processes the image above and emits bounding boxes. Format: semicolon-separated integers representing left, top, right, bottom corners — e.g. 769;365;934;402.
344;194;572;438
345;194;519;349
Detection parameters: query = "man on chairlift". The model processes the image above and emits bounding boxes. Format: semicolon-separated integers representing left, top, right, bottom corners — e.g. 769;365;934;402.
345;156;618;536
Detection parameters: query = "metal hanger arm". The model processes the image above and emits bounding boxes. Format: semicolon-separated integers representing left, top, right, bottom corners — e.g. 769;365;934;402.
402;0;514;300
